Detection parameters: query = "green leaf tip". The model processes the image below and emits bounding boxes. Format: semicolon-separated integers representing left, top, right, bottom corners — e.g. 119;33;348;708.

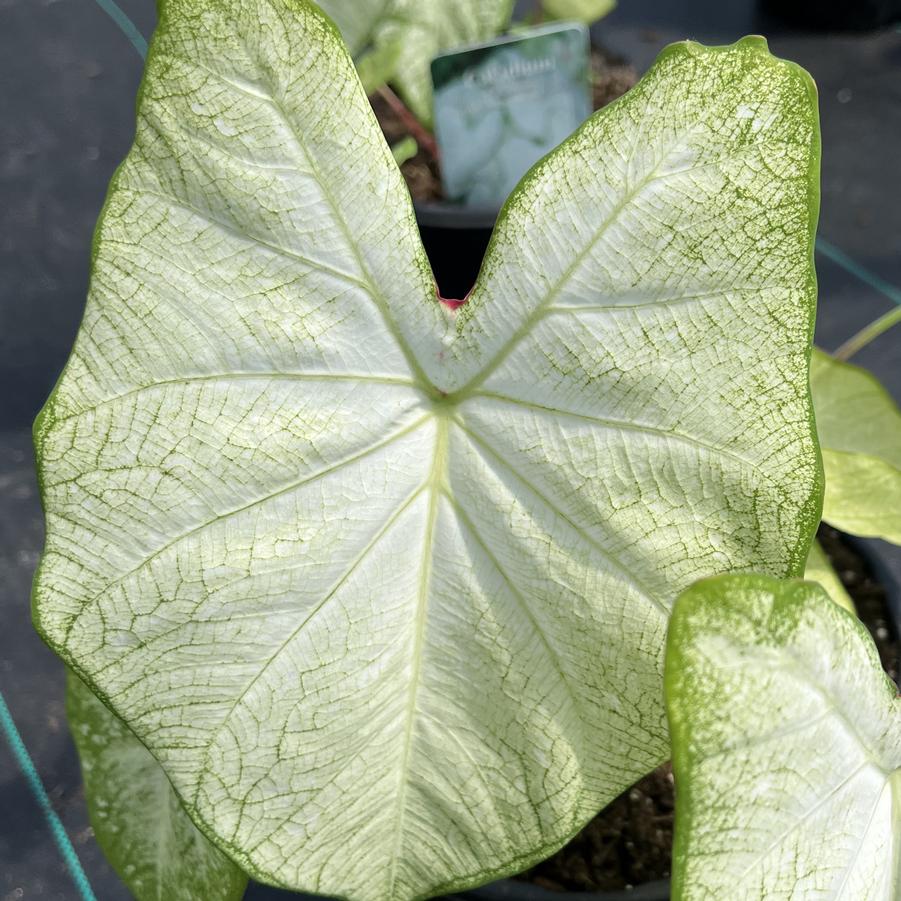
34;5;822;898
666;572;901;900
542;0;617;25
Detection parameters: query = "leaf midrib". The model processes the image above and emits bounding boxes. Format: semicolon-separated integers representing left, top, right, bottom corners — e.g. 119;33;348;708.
453;416;668;617
385;416;448;898
468;390;775;479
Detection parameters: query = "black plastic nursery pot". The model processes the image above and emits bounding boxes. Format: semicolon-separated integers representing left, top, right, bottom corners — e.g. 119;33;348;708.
414;203;499;301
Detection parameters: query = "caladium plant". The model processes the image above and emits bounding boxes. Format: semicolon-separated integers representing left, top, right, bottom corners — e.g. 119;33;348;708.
316;0;619;128
35;0;823;898
666;574;901;900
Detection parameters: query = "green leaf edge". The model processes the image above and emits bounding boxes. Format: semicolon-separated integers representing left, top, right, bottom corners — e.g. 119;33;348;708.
664;573;899;901
542;0;617;25
28;11;826;895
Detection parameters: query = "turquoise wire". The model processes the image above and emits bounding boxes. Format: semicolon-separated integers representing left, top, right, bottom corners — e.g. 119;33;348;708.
0;690;99;901
816;237;901;308
92;0;147;58
4;5;142;898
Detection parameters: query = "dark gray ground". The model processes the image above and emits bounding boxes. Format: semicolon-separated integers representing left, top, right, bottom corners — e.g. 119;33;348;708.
1;0;898;898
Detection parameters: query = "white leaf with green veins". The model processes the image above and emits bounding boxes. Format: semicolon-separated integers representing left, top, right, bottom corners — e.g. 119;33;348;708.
666;574;901;900
32;2;821;898
811;348;901;544
67;673;248;901
317;0;514;123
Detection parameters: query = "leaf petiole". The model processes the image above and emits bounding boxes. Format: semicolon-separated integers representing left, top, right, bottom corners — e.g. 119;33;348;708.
834;305;901;361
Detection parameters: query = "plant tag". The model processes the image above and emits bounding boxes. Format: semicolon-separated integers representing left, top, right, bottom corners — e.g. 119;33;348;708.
431;22;592;207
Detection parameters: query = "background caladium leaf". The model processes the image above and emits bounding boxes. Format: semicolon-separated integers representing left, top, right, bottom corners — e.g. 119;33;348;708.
318;0;514;123
803;538;855;612
811;348;901;544
32;0;821;896
542;0;617;24
67;673;248;901
314;0;391;57
666;574;901;900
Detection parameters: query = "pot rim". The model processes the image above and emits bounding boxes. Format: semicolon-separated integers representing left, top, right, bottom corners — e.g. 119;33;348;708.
413;201;499;231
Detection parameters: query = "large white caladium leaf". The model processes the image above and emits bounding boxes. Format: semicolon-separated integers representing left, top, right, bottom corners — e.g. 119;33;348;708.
666;574;901;900
810;348;901;544
67;673;248;901
317;0;514;122
32;1;821;897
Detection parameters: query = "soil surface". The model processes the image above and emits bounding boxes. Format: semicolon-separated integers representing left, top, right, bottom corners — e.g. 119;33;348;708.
818;525;900;684
370;46;639;205
512;527;900;893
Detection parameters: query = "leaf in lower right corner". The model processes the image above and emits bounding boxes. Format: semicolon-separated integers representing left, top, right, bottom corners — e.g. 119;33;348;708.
665;573;901;900
810;348;901;544
67;673;248;901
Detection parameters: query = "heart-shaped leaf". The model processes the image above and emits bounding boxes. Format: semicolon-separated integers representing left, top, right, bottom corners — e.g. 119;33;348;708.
318;0;515;123
666;574;901;900
67;673;248;901
33;2;821;898
811;348;901;544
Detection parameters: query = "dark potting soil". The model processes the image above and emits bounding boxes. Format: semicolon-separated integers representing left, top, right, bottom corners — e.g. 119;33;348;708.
512;527;900;894
369;45;639;205
818;525;900;684
519;765;675;893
